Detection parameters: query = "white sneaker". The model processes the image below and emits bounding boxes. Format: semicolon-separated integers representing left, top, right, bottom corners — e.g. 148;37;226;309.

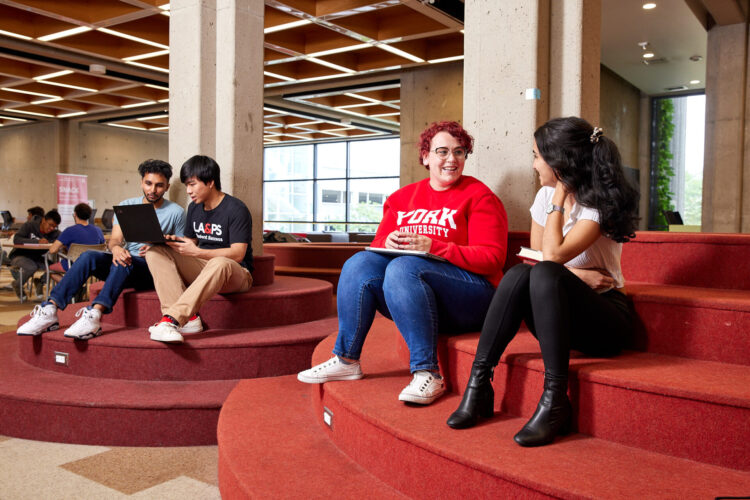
17;303;59;336
179;314;203;334
297;356;363;384
149;321;184;343
398;370;446;405
63;307;103;340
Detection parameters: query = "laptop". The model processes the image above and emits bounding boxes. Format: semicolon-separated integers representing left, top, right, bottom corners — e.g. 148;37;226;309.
114;204;174;244
365;246;447;262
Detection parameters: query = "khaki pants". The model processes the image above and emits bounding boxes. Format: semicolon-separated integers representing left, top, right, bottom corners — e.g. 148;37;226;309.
145;245;253;325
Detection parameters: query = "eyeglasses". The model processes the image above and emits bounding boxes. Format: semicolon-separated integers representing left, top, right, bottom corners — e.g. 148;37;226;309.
432;147;467;159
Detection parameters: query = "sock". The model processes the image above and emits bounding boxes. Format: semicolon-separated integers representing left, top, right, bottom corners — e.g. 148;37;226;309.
337;356;356;365
160;315;179;326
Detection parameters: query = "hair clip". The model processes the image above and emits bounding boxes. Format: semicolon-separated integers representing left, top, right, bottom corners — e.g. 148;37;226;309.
590;126;603;143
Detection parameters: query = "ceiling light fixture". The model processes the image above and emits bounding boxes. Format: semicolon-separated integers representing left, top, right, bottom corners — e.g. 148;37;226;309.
643;52;655;59
10;109;56;118
1;87;59;99
642;3;656;9
30;97;63;105
150;126;169;131
264;20;312;34
98;28;169;50
34;70;74;80
428;55;464;64
0;115;29;122
137;114;169;121
38;80;97;92
121;101;158;109
125;61;170;73
308;57;356;74
123;50;170;62
263;71;296;82
145;83;170;91
38;26;92;42
0;29;32;40
308;44;370;58
108;123;145;130
58;111;87;118
377;44;425;63
690;79;701;84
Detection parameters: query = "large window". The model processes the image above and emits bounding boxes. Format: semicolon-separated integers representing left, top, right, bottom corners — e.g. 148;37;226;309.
649;94;705;229
264;138;400;233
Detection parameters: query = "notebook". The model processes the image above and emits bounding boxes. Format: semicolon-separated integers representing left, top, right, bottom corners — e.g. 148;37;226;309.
365;246;447;262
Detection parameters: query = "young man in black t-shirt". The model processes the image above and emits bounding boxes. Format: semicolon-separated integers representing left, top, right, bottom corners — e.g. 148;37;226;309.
145;155;253;343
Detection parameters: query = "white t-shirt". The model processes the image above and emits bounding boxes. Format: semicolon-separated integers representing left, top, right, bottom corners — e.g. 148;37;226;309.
529;186;624;289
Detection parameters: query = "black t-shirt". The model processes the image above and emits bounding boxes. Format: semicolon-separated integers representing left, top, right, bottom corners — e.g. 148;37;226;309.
185;194;253;272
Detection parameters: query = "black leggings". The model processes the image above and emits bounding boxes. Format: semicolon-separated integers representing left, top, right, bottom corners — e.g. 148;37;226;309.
474;262;633;378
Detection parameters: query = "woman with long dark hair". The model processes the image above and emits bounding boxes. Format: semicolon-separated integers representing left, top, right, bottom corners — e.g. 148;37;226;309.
446;116;639;446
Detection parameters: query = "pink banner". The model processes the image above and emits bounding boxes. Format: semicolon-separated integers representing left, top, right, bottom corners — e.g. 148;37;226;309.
56;173;88;229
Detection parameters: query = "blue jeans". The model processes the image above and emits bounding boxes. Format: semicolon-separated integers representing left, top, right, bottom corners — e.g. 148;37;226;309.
49;251;153;313
333;251;496;372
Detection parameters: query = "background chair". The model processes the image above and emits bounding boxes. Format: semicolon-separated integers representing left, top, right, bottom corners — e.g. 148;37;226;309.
46;243;108;302
100;208;114;233
663;210;684;225
1;211;13;231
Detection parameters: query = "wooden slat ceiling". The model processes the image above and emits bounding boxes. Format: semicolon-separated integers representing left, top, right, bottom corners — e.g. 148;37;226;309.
0;0;464;143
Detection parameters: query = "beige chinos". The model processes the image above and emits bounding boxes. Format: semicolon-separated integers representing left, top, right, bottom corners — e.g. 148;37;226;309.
145;244;253;325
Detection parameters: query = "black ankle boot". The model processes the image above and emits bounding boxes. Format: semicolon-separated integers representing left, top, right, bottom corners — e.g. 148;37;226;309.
446;361;494;429
513;374;571;447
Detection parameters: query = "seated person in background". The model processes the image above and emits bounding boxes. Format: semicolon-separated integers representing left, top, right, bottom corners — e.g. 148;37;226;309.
446;117;638;447
27;206;44;221
47;202;105;283
17;159;185;339
145;155;253;344
10;209;61;298
297;121;508;406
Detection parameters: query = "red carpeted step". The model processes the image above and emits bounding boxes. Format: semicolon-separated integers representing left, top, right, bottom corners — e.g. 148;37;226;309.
87;275;332;329
0;332;234;446
16;314;338;381
441;330;750;471
217;375;406;499
627;282;750;365
219;324;750;498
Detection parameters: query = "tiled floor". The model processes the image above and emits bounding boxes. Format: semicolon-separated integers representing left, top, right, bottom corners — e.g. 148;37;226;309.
0;272;221;499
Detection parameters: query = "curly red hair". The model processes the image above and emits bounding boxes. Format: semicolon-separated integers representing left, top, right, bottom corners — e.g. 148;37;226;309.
418;121;474;169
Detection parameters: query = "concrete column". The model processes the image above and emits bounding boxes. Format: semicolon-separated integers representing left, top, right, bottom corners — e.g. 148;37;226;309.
169;0;217;205
702;22;747;232
463;0;550;231
215;0;264;257
399;61;463;187
549;0;601;122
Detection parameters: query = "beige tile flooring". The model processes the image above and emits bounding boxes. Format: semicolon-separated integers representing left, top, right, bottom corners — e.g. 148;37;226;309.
0;272;221;499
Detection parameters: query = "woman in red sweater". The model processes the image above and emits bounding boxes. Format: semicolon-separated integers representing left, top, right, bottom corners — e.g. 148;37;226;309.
298;121;508;405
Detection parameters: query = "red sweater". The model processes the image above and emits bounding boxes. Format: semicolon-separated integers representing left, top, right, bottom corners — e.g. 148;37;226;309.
371;176;508;286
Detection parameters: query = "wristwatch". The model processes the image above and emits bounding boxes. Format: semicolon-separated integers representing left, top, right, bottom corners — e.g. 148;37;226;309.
546;204;564;215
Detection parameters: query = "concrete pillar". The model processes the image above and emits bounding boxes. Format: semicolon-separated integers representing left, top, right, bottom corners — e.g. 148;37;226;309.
702;22;747;232
638;95;651;230
169;0;217;205
549;0;601;122
399;61;463;187
215;0;264;257
463;0;550;231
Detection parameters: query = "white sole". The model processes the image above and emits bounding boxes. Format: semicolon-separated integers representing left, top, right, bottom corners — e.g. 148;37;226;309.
398;390;445;405
297;373;363;384
64;328;102;340
17;323;59;336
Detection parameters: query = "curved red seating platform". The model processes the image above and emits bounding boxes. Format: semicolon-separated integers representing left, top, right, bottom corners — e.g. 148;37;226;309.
219;231;750;497
1;257;338;446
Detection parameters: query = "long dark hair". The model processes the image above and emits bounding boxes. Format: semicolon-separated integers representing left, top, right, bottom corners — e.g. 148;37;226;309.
534;117;639;243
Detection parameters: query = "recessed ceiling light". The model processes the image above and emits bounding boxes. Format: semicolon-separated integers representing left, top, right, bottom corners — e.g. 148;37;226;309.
690;79;700;85
58;111;87;118
38;26;92;42
643;52;655;59
643;3;656;9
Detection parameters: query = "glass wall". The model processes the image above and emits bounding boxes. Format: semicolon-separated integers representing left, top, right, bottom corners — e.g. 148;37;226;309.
264;137;400;233
649;94;705;229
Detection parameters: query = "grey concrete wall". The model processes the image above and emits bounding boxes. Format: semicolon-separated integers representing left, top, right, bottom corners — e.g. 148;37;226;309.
399;61;464;187
74;123;169;211
0;121;60;218
0;121;169;217
599;65;641;170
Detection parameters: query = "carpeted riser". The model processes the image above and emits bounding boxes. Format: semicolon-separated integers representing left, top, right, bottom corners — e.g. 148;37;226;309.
17;334;324;381
622;237;750;289
0;397;221;446
313;392;556;500
264;243;366;268
630;299;750;365
274;268;341;291
448;346;749;470
91;280;333;329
